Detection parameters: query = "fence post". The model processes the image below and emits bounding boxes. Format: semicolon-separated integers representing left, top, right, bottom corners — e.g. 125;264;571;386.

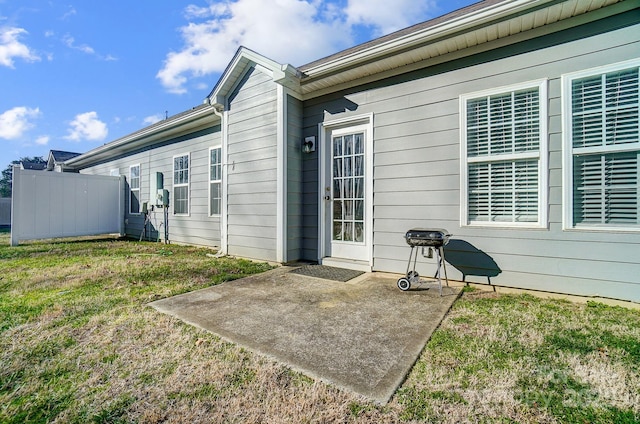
119;175;126;237
10;165;20;246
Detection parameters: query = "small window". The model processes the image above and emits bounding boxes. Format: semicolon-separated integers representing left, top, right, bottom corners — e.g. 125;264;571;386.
209;147;222;216
173;154;189;215
129;164;140;214
563;60;639;230
460;80;548;227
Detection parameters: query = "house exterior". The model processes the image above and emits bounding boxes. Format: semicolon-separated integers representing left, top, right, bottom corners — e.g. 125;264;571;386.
64;0;640;302
19;161;47;171
46;150;81;172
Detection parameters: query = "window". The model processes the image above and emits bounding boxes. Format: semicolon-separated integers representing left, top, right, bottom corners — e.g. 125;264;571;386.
209;147;222;216
129;164;140;214
461;80;548;227
563;60;639;230
173;154;189;215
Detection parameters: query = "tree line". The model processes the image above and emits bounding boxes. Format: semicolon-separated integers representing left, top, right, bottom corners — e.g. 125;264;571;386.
0;156;46;197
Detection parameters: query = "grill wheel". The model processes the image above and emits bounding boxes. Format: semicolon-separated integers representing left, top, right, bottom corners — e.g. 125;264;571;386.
397;277;411;291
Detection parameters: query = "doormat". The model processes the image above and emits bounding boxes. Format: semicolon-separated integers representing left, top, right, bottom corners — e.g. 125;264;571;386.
289;265;364;282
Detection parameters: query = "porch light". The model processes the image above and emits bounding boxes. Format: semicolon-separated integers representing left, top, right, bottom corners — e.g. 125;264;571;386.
302;136;316;153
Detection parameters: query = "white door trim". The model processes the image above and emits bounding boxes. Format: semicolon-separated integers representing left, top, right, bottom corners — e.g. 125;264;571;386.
318;113;374;269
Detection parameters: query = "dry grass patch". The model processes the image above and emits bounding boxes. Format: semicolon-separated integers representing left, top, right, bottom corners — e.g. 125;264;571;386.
1;232;639;423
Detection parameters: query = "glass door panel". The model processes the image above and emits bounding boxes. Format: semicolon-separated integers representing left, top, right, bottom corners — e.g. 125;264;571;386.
332;132;365;243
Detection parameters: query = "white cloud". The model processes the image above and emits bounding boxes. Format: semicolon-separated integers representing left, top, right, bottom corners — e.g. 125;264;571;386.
157;0;352;94
62;34;118;61
61;7;77;20
65;111;108;142
62;34;95;55
0;27;40;68
35;135;49;145
143;114;164;126
0;106;40;139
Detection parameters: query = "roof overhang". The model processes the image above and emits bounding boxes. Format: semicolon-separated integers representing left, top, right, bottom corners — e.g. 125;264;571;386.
66;104;219;169
298;0;631;98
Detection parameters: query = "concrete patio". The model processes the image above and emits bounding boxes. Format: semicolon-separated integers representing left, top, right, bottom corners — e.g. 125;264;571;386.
149;265;461;403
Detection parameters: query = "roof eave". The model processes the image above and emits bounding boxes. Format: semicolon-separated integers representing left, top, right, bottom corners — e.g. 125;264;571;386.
65;105;219;169
300;0;544;78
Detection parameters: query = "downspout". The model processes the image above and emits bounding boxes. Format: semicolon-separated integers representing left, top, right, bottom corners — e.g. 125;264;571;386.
212;105;228;256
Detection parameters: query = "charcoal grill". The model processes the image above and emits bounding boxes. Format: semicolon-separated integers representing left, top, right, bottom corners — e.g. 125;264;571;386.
397;228;451;295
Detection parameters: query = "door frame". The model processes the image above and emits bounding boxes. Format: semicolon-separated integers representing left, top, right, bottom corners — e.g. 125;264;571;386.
318;113;374;268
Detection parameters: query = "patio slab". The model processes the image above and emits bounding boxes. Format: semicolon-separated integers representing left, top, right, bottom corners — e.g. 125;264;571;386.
149;266;461;404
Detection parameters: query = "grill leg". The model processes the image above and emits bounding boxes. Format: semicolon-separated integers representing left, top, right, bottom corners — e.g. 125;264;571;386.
412;247;419;279
434;248;442;296
405;246;415;277
440;246;449;287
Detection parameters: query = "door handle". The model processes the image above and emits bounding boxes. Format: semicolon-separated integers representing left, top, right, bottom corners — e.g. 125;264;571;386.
324;195;331;201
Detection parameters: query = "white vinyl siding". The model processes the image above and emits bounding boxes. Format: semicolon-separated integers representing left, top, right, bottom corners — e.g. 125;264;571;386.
129;164;140;214
461;80;548;227
563;59;640;230
209;147;222;216
173;153;189;215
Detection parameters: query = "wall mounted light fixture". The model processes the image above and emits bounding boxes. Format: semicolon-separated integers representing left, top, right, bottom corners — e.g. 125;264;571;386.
302;136;316;153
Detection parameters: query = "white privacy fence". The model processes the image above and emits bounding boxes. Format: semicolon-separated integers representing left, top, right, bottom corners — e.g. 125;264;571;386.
11;167;125;246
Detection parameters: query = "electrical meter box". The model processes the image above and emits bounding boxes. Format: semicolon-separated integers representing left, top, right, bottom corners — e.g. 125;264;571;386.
150;172;164;206
162;189;169;207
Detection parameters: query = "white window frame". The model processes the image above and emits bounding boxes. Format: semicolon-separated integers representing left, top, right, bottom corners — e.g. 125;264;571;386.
460;79;548;228
562;58;640;232
129;164;140;215
209;146;222;216
173;153;190;216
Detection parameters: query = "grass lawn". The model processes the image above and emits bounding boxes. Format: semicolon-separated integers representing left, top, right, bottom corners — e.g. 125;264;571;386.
0;231;639;423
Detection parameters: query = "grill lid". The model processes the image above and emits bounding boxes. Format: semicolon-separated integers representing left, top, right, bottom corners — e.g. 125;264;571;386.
404;228;451;246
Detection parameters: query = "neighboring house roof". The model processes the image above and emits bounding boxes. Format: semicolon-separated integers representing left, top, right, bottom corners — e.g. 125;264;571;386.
46;150;81;171
49;150;81;163
20;161;47;170
66;104;218;169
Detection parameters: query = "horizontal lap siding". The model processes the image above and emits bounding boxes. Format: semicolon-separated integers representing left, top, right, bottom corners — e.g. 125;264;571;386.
81;126;222;247
227;67;278;261
304;20;640;301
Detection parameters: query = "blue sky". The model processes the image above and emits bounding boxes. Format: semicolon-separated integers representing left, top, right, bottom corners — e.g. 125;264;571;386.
0;0;475;170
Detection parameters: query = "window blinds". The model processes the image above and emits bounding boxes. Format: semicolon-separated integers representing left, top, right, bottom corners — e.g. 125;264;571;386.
466;88;540;223
571;67;639;226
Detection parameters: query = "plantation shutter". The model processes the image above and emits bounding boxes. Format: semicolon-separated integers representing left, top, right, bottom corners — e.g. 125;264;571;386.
466;87;541;224
571;66;639;226
468;160;538;222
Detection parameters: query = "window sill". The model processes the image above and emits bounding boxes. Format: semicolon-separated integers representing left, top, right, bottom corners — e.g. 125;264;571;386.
563;225;640;234
463;222;548;230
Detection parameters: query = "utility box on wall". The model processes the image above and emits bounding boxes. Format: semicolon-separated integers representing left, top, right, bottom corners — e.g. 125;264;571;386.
149;172;164;207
